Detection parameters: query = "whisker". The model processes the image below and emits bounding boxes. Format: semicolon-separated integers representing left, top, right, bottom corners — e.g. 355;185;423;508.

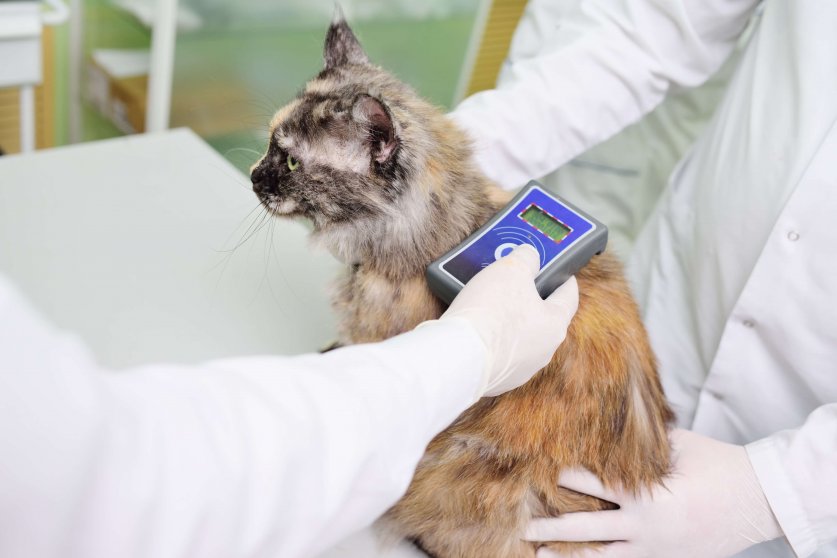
224;147;264;162
262;219;279;302
204;156;253;189
214;202;266;254
205;204;269;286
268;215;305;308
216;205;272;255
225;147;264;157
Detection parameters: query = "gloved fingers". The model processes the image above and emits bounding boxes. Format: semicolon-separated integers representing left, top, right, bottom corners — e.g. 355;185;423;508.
502;243;541;277
545;275;578;305
524;511;630;543
536;542;634;558
544;276;579;330
558;467;621;504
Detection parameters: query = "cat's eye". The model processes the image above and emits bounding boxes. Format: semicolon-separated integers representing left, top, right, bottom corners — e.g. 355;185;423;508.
287;155;300;171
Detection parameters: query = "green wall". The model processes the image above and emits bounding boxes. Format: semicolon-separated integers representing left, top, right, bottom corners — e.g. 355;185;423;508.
52;5;477;174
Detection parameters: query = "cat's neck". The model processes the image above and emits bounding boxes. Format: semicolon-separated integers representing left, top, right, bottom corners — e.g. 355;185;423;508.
314;166;500;281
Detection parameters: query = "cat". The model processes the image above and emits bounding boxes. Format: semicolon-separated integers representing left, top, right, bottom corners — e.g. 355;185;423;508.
250;14;675;558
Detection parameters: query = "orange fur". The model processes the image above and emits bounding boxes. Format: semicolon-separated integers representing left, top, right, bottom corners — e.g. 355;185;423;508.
368;248;674;557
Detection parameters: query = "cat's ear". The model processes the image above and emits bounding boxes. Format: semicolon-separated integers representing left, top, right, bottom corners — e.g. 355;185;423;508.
354;95;397;164
324;6;368;70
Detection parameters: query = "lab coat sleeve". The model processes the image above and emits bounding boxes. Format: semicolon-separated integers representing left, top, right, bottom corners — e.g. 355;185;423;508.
450;0;760;189
0;275;486;558
746;405;837;557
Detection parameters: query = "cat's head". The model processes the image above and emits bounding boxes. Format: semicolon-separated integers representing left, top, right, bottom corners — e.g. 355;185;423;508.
251;13;431;234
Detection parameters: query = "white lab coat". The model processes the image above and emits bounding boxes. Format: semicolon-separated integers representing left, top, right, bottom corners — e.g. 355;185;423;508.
0;273;485;558
452;0;837;556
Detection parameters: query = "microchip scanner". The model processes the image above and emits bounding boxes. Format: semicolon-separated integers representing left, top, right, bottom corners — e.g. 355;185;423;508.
427;180;608;304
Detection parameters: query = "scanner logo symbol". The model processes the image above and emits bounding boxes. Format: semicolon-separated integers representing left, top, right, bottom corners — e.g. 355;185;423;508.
490;226;547;268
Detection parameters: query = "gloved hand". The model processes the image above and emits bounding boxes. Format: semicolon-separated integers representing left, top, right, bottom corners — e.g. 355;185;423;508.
439;244;578;397
524;429;783;557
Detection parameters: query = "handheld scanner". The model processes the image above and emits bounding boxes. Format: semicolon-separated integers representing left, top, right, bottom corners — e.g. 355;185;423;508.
426;180;607;305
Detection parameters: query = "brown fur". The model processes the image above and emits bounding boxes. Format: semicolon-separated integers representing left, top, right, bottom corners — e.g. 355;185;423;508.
252;15;674;557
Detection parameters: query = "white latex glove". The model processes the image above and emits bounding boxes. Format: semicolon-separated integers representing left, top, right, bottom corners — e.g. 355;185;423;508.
525;429;783;558
439;244;579;397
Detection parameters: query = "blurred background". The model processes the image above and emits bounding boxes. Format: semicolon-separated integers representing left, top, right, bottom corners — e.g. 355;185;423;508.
0;0;530;172
0;0;537;366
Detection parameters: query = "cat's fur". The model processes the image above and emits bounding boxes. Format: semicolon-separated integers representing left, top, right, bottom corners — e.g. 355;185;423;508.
251;15;674;557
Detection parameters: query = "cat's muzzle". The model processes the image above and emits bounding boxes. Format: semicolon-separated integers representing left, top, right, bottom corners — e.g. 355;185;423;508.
250;164;277;198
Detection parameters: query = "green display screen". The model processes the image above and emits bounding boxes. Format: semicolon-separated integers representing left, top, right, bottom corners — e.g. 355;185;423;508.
520;204;572;242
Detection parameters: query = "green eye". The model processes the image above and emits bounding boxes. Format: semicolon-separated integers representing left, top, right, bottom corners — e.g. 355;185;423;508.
287;155;300;171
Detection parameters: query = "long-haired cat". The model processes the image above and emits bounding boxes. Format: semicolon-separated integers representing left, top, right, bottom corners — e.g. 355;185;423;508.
251;15;674;557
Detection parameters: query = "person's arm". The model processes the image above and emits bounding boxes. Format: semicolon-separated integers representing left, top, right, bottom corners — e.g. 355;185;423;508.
451;0;760;189
0;246;577;558
0;286;484;558
747;404;837;557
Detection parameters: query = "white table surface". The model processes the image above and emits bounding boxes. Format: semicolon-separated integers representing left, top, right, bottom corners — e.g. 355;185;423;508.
0;128;342;366
0;128;425;557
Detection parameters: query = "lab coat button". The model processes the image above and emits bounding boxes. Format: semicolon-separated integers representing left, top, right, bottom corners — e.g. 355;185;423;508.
742;319;756;328
787;230;800;241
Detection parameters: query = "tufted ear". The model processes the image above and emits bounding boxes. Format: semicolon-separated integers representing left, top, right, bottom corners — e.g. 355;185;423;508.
324;6;368;70
354;95;398;164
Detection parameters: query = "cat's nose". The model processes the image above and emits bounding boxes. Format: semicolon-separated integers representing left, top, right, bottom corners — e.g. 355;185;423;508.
250;164;275;195
250;164;266;185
